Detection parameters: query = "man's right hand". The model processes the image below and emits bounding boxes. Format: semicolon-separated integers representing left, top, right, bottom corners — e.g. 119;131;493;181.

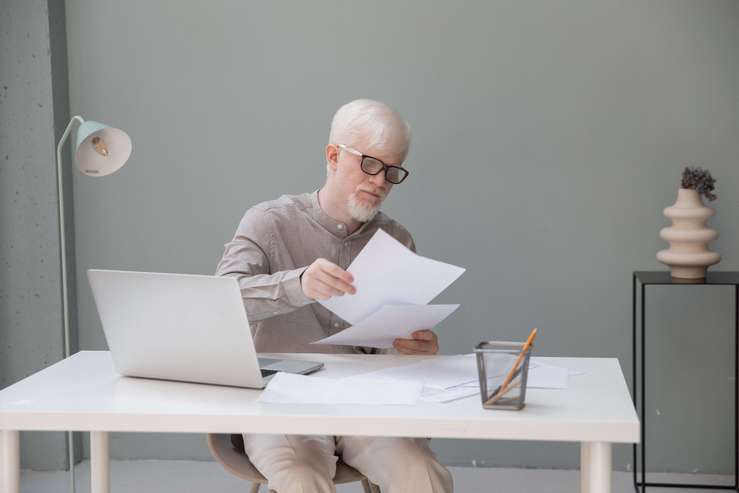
300;258;356;301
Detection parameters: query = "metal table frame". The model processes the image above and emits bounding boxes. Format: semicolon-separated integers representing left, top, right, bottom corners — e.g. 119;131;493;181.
632;271;739;492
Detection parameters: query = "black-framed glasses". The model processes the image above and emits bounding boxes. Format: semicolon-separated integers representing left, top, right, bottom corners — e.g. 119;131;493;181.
336;144;410;184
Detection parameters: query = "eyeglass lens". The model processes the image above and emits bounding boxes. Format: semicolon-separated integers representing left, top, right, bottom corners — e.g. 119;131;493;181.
361;157;407;184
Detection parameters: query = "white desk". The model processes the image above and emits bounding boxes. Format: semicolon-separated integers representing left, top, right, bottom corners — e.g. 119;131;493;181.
0;351;638;493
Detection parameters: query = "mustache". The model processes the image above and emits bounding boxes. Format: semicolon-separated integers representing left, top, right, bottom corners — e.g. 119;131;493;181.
357;188;387;199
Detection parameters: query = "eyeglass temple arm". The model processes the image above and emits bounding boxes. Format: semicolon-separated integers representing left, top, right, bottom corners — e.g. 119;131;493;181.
334;143;363;157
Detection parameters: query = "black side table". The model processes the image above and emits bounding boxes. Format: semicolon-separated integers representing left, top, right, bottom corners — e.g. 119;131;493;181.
633;271;739;492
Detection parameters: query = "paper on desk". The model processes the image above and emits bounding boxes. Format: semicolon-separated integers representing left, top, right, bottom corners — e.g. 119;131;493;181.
530;357;585;377
421;386;479;403
320;229;465;324
257;372;423;406
312;304;459;348
361;354;479;390
422;364;571;403
528;364;568;389
460;361;570;390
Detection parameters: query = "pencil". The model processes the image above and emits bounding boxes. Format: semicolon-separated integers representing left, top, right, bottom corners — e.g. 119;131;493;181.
485;327;538;406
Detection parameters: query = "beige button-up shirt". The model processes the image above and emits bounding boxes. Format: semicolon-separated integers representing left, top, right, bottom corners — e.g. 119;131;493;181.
215;191;415;354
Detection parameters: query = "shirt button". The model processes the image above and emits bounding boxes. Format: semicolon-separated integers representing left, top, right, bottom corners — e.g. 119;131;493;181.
333;322;340;329
337;224;344;230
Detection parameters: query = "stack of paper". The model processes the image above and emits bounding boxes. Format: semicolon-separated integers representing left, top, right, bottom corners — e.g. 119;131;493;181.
256;357;586;406
313;229;465;348
313;304;460;348
360;354;481;403
453;357;585;395
357;355;585;403
365;354;479;389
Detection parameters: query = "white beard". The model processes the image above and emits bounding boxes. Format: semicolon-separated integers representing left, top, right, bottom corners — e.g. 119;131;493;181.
347;193;380;223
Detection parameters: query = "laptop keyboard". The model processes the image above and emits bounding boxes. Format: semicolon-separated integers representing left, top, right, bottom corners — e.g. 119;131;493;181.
260;368;278;378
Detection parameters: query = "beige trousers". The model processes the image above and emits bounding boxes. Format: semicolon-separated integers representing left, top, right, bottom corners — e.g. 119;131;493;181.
243;433;453;493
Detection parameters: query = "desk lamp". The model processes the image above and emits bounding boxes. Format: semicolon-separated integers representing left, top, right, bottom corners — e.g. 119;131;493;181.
55;116;132;492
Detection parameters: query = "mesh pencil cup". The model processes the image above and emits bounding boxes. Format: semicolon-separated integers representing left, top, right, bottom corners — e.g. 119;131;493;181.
474;340;533;410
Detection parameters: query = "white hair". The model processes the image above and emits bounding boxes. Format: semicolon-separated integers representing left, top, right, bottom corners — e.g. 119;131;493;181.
328;99;411;161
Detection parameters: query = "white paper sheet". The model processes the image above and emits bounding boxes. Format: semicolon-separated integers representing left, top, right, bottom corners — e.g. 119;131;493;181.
257;372;423;406
312;304;460;348
530;357;585;376
460;361;571;389
527;364;569;389
320;229;465;324
422;364;569;402
360;354;479;390
420;386;479;403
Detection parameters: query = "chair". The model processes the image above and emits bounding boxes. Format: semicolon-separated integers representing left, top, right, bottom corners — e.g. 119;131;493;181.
206;433;380;493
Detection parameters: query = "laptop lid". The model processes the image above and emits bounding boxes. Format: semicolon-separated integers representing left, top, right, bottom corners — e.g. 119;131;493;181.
87;269;268;388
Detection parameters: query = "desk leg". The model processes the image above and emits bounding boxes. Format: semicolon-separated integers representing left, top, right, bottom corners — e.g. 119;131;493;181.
90;431;109;493
581;442;612;493
1;430;20;493
581;442;591;492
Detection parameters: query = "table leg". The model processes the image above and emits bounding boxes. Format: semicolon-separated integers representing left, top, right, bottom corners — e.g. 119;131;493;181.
581;442;612;493
581;442;591;492
734;285;738;490
1;430;20;493
90;431;109;493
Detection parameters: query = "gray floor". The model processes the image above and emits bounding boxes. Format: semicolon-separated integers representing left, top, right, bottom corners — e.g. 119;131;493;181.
19;460;734;493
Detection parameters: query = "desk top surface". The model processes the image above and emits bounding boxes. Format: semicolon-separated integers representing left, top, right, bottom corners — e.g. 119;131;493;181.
0;351;639;443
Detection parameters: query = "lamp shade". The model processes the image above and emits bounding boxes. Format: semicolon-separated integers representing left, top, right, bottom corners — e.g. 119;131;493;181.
74;120;132;177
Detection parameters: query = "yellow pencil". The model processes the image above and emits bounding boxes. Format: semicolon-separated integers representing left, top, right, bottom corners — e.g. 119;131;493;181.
485;327;538;406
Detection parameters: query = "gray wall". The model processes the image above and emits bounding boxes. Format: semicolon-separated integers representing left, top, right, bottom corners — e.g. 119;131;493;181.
1;0;81;470
60;0;739;474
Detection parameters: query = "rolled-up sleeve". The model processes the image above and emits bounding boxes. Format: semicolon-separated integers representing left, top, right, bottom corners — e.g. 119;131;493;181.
215;208;312;321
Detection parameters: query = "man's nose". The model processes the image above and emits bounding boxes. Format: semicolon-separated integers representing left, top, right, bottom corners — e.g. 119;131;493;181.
369;170;386;187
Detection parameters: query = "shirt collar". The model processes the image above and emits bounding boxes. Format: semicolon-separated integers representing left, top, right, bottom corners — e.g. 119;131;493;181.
307;190;378;239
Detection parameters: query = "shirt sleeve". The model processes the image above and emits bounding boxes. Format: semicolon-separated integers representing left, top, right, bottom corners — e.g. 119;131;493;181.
215;207;312;321
407;235;417;253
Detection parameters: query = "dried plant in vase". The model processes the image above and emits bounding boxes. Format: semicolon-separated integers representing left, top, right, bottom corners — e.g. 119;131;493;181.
681;166;717;201
657;166;720;279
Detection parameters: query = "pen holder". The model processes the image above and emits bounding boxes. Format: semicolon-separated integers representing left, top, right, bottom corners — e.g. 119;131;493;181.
474;340;533;411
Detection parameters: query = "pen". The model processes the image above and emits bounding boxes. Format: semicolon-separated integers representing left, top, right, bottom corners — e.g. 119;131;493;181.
485;327;538;406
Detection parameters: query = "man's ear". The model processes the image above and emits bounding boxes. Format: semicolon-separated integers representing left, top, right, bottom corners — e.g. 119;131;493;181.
325;144;339;172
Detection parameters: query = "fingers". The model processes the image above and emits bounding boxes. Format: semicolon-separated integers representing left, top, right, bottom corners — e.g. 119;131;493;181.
301;258;356;301
315;269;356;295
318;259;354;285
314;260;355;295
411;329;435;341
309;280;338;300
393;330;439;355
393;338;435;354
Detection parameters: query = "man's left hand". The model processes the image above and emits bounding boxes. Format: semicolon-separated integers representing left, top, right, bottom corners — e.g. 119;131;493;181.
393;329;439;355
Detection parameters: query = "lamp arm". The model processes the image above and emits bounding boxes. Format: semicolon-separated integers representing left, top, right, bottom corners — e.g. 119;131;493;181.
55;115;84;359
56;115;88;493
55;115;85;493
56;115;84;162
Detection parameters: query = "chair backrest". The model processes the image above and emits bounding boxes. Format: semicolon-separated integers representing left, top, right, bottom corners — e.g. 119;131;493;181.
230;433;246;453
207;433;266;482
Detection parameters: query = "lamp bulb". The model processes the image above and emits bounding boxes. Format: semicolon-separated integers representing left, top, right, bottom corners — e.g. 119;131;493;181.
91;136;109;157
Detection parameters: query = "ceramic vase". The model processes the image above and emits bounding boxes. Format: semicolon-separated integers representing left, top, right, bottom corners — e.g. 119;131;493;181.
656;188;720;279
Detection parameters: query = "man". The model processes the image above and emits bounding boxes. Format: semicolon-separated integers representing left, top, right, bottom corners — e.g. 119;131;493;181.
216;99;453;493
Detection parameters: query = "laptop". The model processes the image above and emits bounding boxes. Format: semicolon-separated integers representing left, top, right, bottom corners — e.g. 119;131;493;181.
87;269;323;388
